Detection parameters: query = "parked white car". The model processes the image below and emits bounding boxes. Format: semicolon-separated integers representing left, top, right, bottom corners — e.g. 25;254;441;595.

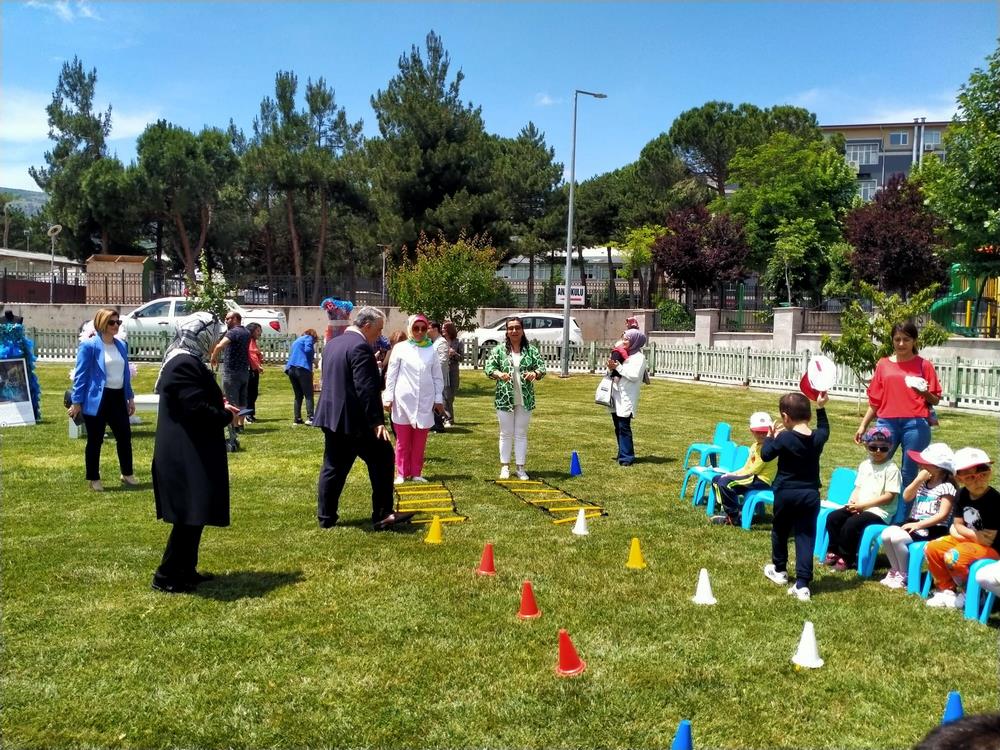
461;313;584;359
119;297;287;336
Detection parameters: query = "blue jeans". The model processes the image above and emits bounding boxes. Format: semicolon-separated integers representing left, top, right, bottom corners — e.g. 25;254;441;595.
612;413;634;465
876;416;931;494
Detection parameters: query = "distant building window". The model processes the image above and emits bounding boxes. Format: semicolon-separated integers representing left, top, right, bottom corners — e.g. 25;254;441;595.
889;132;909;146
858;179;878;202
845;142;879;165
924;130;942;146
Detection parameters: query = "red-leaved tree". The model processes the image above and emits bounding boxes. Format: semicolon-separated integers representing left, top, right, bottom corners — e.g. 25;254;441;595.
653;205;749;303
843;174;945;296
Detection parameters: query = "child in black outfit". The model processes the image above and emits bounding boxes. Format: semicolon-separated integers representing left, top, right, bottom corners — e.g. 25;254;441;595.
760;391;830;601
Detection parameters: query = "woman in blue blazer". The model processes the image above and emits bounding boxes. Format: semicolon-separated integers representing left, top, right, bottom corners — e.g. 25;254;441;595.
68;308;137;491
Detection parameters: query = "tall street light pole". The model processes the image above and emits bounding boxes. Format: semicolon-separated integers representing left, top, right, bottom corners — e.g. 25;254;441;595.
561;88;606;377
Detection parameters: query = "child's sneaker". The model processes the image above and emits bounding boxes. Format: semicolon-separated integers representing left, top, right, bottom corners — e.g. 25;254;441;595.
709;515;732;525
880;569;906;589
833;558;849;572
763;564;788;585
823;552;839;566
926;589;958;608
787;583;811;602
954;592;966;610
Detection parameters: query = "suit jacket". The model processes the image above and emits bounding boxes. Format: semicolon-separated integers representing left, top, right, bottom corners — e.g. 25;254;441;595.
71;336;134;416
313;330;383;435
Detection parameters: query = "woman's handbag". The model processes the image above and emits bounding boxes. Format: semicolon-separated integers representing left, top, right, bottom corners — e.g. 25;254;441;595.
594;375;613;407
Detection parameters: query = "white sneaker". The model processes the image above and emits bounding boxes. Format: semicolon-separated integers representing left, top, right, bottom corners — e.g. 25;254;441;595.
883;570;907;590
393;476;405;486
926;589;958;608
443;420;452;428
879;569;900;588
411;476;428;483
787;583;811;601
516;466;529;481
954;592;966;610
763;564;788;585
499;465;510;480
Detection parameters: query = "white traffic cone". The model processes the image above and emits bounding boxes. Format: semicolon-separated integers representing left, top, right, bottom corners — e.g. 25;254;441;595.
571;509;589;536
791;621;824;669
691;567;717;605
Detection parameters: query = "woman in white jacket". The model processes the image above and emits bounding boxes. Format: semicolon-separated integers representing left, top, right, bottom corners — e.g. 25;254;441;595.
383;314;444;484
606;329;647;466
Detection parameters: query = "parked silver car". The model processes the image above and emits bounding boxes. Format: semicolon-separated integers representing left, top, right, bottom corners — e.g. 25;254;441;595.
461;313;584;359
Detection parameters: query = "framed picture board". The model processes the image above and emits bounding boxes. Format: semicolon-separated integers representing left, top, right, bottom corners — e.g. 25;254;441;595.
0;358;35;426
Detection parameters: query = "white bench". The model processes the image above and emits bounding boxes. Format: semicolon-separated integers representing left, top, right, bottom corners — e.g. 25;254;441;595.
68;393;159;438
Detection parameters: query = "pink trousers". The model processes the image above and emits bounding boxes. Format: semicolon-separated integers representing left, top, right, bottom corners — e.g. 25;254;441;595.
393;423;429;479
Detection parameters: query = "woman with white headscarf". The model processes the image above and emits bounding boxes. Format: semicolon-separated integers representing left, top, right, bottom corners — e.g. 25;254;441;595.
151;313;239;594
606;328;647;467
382;313;444;484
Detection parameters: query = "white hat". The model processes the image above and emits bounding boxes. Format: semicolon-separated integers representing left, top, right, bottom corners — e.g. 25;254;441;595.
906;443;955;473
953;447;993;472
749;411;772;433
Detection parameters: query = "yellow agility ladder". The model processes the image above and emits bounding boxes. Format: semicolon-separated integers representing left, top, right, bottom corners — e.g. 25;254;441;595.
393;481;468;525
492;478;606;525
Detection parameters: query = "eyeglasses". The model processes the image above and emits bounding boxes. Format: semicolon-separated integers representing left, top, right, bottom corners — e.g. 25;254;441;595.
867;445;890;453
957;465;992;478
411;325;427;332
108;320;121;326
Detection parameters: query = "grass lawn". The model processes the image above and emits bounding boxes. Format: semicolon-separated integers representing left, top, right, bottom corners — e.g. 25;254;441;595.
3;363;999;749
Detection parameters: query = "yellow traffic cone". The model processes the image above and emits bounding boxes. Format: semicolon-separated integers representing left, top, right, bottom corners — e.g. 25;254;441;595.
626;537;647;569
424;515;443;544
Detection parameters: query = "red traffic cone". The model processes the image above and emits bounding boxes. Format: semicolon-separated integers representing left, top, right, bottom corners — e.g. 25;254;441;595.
517;580;541;619
556;628;586;677
477;542;497;576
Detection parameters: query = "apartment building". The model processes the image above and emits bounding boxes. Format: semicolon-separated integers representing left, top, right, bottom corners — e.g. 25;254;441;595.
820;118;951;201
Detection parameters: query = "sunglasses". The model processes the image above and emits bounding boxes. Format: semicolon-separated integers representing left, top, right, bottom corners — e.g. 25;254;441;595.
957;465;992;478
867;445;891;453
108;320;122;326
411;325;427;332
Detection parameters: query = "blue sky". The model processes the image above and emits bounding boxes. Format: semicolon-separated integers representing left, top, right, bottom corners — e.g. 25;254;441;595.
2;1;997;192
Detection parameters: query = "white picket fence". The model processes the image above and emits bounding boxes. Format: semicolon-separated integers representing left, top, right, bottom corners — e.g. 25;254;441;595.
27;331;1000;412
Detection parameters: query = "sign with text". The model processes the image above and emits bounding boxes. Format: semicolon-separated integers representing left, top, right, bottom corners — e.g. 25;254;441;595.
555;285;586;306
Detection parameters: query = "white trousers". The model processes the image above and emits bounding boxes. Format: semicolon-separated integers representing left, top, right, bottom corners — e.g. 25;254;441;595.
975;560;1000;596
497;407;531;466
881;525;916;574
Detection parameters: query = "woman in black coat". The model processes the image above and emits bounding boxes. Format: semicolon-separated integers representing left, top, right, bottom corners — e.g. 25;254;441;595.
151;312;239;593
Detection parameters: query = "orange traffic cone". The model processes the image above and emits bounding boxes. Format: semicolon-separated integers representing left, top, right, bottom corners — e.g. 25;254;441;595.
556;628;586;677
517;580;541;619
477;542;497;576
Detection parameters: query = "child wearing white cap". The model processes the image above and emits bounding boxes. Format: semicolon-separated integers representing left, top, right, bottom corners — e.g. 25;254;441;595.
709;411;777;526
878;443;956;590
925;447;999;609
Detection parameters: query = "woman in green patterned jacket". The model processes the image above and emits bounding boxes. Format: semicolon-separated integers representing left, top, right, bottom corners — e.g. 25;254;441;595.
484;317;547;481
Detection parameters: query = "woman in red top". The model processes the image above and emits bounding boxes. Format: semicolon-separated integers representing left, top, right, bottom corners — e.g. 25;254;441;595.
855;320;942;491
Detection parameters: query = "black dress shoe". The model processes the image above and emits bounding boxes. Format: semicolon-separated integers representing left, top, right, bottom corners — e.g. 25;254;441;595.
374;511;417;530
318;518;338;529
151;575;194;594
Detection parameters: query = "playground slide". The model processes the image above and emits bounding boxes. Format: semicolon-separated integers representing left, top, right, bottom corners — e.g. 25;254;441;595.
930;264;979;337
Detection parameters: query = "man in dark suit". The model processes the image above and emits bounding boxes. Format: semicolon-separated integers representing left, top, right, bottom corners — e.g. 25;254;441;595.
312;306;414;530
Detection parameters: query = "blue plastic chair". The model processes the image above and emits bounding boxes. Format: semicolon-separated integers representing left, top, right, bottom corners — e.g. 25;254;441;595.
682;422;732;470
813;468;859;559
702;445;750;516
680;441;737;506
906;540;931;597
964;558;1000;624
740;488;775;529
857;495;908;577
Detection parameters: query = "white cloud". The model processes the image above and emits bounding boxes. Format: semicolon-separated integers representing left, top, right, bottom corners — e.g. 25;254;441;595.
25;0;101;23
787;86;958;124
0;89;51;143
534;92;562;107
0;158;44;192
0;87;162;144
